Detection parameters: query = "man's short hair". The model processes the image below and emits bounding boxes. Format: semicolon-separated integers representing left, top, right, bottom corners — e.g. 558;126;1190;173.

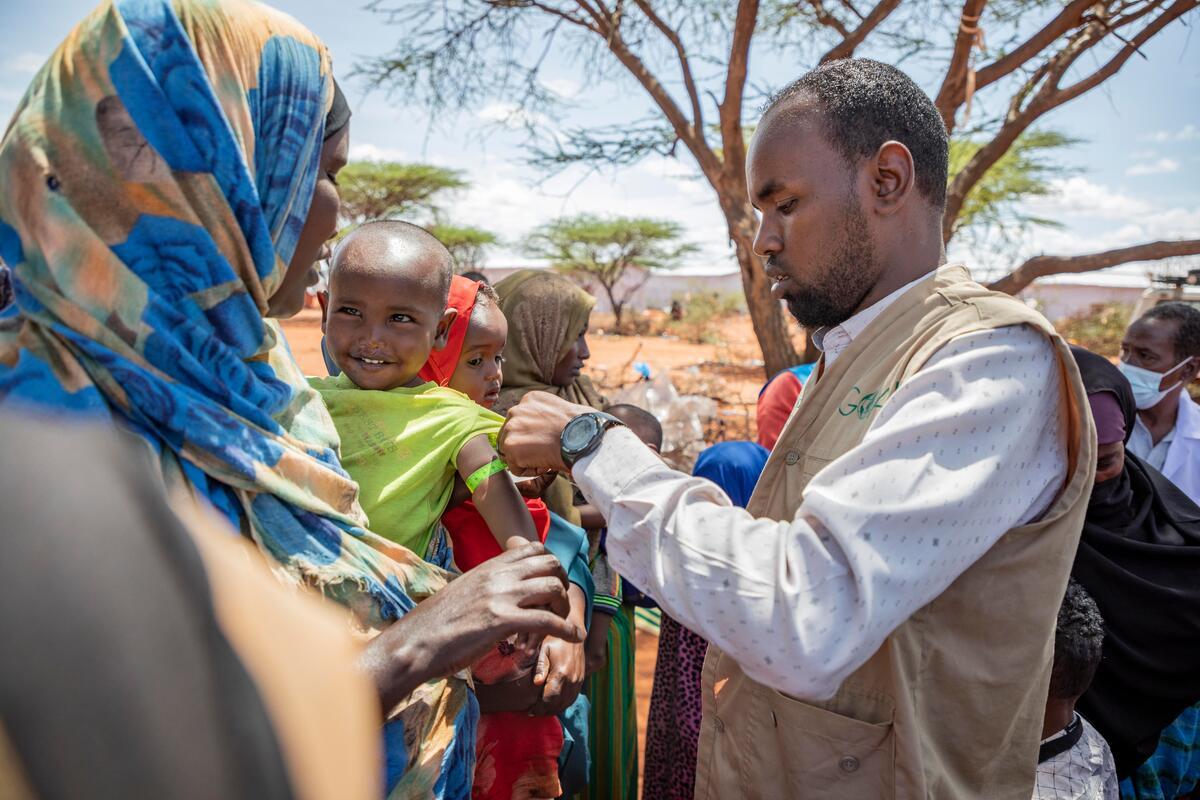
1048;579;1105;700
764;58;949;209
605;403;663;451
1139;302;1200;361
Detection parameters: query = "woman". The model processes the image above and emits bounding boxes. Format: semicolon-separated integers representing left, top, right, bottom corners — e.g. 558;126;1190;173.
642;441;769;800
0;3;577;796
1069;348;1200;797
493;269;637;800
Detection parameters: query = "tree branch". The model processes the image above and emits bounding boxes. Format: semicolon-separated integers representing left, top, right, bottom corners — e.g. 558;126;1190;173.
820;0;904;63
719;0;759;182
944;0;1197;240
633;0;704;133
989;239;1200;295
807;0;852;37
1054;0;1194;105
934;0;988;132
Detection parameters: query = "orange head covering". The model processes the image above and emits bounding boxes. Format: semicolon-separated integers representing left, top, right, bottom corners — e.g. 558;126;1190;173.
419;275;481;386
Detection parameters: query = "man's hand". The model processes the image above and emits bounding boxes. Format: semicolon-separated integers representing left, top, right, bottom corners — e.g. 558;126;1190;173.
498;392;593;475
359;539;583;712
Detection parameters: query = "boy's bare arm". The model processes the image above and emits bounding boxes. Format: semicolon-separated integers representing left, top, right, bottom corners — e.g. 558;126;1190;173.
458;434;539;546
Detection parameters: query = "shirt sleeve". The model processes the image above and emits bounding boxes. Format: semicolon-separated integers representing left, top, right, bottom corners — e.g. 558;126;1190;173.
573;324;1067;699
449;400;504;470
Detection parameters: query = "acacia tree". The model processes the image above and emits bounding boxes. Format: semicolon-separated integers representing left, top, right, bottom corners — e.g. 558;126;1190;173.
361;0;1198;375
525;214;695;327
337;161;499;271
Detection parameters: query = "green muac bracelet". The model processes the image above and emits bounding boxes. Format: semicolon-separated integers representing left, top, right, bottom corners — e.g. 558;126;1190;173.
466;458;509;494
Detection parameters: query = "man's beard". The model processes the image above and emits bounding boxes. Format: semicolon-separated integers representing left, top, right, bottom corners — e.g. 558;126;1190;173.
774;199;877;329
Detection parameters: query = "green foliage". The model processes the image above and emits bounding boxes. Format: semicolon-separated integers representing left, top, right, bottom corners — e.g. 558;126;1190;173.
525;214;697;324
949;129;1079;244
669;290;746;345
427;223;499;273
1055;302;1132;358
337;161;466;223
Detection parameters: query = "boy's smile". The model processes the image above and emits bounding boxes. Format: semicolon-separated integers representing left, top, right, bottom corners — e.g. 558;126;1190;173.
324;263;453;391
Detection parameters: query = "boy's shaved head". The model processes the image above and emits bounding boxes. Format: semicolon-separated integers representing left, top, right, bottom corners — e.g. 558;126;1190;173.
330;220;454;302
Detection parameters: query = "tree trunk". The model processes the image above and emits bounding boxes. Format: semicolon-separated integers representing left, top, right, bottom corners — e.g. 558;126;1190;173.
716;183;799;377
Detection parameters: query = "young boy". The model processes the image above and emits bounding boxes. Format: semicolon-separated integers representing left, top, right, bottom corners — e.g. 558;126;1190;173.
309;220;538;561
1034;579;1118;800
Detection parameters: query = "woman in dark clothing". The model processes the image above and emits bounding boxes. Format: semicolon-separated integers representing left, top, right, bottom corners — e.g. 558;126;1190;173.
1070;347;1200;796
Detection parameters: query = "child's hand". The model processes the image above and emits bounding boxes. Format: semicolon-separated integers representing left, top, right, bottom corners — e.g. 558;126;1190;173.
528;635;585;716
583;611;612;676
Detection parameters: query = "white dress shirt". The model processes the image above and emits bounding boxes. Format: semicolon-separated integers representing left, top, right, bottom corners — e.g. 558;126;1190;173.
1128;392;1200;506
574;278;1068;700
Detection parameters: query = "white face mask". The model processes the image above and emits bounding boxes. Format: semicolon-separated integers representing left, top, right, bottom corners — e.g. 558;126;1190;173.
1118;357;1194;410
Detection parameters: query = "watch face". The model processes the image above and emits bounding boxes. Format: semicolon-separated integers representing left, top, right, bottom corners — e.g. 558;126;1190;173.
563;414;598;453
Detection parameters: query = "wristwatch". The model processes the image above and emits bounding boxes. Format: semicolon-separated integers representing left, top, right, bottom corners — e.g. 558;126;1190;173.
560;411;626;469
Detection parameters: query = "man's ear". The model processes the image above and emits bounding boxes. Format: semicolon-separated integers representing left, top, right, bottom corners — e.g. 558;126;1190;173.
870;140;915;217
1183;354;1199;385
433;307;458;350
318;290;329;333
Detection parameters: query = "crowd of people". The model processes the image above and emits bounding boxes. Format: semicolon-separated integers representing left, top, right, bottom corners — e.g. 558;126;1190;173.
2;1;1199;799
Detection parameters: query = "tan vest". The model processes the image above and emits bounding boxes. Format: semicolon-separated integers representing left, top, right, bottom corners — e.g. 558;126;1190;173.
695;267;1095;800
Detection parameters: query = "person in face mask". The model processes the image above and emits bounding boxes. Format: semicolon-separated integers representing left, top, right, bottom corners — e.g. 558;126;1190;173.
1119;302;1200;505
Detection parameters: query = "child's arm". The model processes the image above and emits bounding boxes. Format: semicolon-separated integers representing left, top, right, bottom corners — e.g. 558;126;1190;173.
457;434;539;546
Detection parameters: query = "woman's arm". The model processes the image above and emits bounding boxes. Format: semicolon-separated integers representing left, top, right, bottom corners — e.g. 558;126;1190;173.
458;434;539;546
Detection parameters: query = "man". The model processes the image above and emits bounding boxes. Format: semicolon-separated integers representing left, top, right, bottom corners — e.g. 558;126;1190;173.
1120;302;1200;503
500;58;1094;799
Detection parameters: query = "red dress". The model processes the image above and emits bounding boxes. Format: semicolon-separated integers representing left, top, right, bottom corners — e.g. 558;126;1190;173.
443;499;564;800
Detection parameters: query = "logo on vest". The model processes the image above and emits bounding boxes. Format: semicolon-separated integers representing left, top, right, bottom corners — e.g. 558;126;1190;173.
838;381;900;420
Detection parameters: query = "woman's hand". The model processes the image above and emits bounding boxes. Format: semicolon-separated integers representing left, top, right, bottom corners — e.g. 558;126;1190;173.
358;540;583;712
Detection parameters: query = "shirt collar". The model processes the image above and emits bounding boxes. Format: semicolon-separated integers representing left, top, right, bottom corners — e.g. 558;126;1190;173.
1176;392;1200;439
813;268;939;359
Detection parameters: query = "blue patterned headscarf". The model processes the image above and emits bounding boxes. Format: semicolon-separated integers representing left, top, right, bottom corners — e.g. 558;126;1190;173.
0;0;475;794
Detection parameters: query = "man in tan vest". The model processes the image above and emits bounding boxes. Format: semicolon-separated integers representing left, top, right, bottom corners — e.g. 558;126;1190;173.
500;58;1094;799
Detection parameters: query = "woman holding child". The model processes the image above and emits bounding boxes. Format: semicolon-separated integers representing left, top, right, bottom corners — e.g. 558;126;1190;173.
0;1;579;796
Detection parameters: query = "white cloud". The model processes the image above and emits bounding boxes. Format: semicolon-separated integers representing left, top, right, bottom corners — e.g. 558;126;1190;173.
477;101;549;129
1125;157;1181;176
1140;123;1199;143
349;142;408;162
1029;176;1152;219
1131;149;1157;160
960;178;1200;280
541;77;581;99
6;52;42;75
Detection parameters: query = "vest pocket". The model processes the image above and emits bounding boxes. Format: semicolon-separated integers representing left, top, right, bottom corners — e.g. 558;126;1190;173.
766;687;896;799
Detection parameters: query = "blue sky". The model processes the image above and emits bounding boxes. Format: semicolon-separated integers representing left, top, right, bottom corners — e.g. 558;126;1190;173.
1;1;1197;283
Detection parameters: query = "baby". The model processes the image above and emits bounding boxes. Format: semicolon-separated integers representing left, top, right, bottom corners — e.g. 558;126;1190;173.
309;220;538;560
422;274;590;800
